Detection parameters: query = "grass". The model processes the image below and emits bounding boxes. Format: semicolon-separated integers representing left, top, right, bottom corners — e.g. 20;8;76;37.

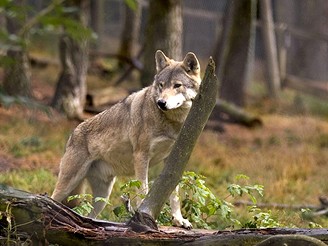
0;169;56;195
0;64;327;229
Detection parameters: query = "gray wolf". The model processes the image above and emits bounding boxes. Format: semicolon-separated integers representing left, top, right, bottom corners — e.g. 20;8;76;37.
51;50;201;229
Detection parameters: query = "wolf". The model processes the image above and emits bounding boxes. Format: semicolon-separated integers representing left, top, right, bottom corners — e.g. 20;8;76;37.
51;50;201;229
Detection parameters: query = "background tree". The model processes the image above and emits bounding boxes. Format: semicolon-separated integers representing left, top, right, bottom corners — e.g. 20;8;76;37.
260;0;280;98
275;0;328;81
90;0;105;51
52;0;90;120
214;0;257;107
117;0;141;69
140;0;183;87
2;0;31;97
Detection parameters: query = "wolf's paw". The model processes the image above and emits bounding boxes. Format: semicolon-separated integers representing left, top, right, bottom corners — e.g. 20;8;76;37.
172;217;193;230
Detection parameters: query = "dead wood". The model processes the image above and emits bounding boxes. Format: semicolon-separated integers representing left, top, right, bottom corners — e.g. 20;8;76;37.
1;186;328;245
89;50;143;71
234;197;328;218
213;99;263;127
283;74;328;100
86;87;129;107
234;200;320;210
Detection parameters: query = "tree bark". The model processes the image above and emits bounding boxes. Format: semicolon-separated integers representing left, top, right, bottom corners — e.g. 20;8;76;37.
1;186;328;245
51;0;89;120
215;0;256;107
277;0;328;81
90;0;105;51
2;0;31;97
140;0;183;87
260;0;280;98
117;0;141;69
138;57;219;219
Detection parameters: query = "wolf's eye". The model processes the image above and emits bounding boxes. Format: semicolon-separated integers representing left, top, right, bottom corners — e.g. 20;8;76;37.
158;82;164;88
174;83;182;89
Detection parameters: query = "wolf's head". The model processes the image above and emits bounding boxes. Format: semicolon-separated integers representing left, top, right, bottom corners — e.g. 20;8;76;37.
153;50;201;112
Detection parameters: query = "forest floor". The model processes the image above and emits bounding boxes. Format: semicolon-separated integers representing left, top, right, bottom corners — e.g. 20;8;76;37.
0;62;328;229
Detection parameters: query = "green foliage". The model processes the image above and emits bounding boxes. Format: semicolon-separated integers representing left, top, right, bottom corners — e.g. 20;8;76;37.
178;172;277;229
67;172;284;229
179;171;235;229
120;179;142;196
308;221;323;229
124;0;138;11
227;174;264;204
0;0;94;56
67;194;94;216
157;203;173;226
301;208;323;228
68;180;143;220
67;194;111;217
120;179;145;203
243;206;282;228
112;180;143;221
38;13;94;42
112;203;131;221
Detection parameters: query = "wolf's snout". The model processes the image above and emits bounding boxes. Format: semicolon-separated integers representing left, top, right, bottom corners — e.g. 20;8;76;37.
157;99;167;110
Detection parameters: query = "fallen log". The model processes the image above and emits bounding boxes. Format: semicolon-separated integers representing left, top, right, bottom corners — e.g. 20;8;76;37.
213;99;263;127
1;186;328;245
283;74;328;101
234;196;328;217
86;87;129;108
234;200;320;210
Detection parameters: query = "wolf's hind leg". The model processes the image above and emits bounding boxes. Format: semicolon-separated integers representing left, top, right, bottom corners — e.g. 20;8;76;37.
87;175;116;218
170;185;192;229
51;149;92;203
62;180;87;208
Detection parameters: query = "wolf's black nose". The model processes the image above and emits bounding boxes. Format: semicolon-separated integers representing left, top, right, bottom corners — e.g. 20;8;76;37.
157;99;167;110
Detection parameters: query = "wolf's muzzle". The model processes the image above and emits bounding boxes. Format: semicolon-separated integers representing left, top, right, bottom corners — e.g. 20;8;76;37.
157;99;167;111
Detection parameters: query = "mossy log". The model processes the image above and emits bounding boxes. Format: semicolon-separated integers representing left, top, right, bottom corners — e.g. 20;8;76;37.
1;186;328;245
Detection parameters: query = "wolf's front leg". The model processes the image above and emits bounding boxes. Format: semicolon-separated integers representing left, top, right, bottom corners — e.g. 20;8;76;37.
133;152;149;207
170;185;192;229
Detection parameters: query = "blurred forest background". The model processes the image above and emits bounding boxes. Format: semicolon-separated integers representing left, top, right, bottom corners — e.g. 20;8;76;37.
0;0;327;229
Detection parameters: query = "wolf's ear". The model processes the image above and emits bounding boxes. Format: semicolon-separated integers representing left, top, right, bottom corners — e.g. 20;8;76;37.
155;50;170;72
182;52;200;75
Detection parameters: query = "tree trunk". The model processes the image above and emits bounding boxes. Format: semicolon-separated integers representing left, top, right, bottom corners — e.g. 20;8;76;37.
90;0;105;51
215;0;256;107
2;0;31;97
260;0;280;98
140;0;183;87
274;0;328;81
1;186;328;245
51;0;89;120
117;0;141;69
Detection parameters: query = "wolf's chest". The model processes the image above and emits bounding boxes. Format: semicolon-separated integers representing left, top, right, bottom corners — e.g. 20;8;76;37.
149;136;175;166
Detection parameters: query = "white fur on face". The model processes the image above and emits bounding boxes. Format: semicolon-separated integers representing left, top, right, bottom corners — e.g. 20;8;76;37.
165;93;186;110
186;88;197;100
